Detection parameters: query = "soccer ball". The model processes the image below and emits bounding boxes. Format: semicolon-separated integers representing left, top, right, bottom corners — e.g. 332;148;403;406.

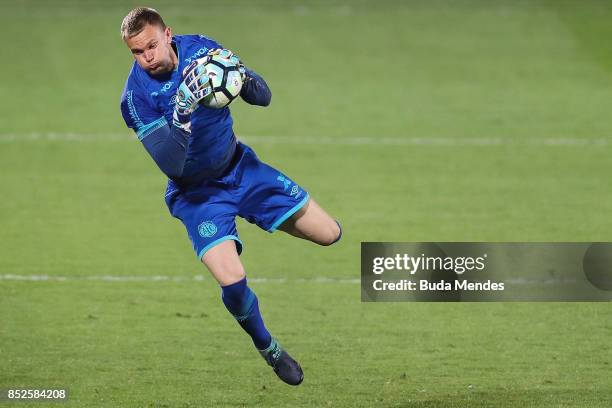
200;54;244;109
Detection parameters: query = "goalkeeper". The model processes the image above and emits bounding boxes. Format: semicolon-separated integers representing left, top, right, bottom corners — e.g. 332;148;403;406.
119;7;341;386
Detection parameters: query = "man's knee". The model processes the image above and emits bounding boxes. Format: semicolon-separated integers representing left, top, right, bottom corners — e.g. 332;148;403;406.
202;240;246;286
318;220;342;246
208;259;246;284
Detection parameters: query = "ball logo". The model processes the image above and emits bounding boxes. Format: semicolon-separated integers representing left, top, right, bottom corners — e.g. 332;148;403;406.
198;221;217;238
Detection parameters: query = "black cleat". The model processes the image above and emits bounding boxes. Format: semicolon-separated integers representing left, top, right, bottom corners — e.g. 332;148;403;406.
259;338;304;386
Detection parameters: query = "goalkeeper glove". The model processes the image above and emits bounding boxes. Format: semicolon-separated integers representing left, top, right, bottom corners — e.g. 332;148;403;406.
172;57;212;132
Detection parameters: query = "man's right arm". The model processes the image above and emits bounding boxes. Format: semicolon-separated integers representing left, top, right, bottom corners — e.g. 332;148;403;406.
138;120;190;179
120;90;190;180
120;60;211;180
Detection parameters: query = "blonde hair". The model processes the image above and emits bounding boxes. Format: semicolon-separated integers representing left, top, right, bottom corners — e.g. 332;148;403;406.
121;7;166;39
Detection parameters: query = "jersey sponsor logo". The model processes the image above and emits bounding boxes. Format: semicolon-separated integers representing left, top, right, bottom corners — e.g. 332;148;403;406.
184;47;209;65
160;81;174;94
198;221;218;238
151;81;175;97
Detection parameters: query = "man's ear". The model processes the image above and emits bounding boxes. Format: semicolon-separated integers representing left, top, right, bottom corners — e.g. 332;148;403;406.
165;26;173;43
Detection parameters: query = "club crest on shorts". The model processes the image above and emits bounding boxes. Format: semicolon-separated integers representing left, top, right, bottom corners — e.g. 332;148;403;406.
198;221;217;238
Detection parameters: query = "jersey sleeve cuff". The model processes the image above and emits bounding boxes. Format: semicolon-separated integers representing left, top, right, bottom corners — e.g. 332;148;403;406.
136;116;168;141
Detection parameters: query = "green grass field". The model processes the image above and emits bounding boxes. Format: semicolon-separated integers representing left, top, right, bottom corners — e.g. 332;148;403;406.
1;0;612;406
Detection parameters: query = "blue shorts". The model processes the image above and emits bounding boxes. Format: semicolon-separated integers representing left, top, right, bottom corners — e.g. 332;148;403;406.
164;142;309;260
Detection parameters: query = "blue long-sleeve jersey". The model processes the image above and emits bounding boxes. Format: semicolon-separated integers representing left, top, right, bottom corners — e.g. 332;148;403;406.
120;34;271;188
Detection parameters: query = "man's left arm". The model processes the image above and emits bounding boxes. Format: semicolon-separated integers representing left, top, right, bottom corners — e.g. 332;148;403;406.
206;47;271;107
240;68;272;107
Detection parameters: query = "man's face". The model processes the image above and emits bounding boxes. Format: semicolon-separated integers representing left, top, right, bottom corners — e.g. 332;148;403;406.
124;24;177;76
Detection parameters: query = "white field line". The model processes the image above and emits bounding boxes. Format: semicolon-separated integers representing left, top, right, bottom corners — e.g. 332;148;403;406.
0;274;581;285
0;274;360;284
0;132;611;146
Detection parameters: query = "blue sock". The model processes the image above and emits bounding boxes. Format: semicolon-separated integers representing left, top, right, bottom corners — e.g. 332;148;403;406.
221;277;272;350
